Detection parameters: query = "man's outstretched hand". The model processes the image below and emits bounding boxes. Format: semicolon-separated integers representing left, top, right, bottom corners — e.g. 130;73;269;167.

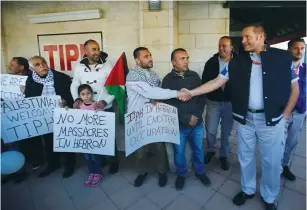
177;89;192;101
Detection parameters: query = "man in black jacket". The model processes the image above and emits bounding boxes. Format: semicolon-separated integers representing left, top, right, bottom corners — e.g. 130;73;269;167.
2;57;35;184
162;48;211;190
24;55;76;178
183;25;299;210
202;36;235;170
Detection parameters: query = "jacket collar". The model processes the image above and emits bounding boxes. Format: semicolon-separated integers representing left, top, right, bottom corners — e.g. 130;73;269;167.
171;69;192;77
80;51;108;70
249;44;270;56
213;51;237;60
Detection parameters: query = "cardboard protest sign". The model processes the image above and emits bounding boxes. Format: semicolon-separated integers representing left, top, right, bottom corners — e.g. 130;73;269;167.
125;103;180;157
53;108;115;156
1;74;28;100
1;95;60;143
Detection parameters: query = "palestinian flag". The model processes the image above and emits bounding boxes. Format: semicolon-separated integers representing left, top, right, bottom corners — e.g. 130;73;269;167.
105;52;129;124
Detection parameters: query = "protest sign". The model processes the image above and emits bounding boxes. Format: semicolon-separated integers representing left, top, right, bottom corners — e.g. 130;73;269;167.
1;95;60;143
125;103;180;157
53;108;115;156
1;74;28;100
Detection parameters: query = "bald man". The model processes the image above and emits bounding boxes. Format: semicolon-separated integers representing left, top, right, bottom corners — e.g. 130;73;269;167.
71;39;119;174
201;36;236;171
183;24;299;210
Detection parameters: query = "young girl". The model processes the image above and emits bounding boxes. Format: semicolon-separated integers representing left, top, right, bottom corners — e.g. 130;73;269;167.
74;84;103;187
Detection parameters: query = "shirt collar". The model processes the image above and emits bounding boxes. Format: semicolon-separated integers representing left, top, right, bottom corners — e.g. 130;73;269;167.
298;62;303;68
292;61;304;71
218;54;233;62
249;44;267;56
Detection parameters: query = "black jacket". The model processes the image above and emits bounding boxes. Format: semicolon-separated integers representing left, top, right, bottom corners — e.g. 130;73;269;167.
162;70;206;127
24;69;74;108
202;53;236;102
229;46;292;126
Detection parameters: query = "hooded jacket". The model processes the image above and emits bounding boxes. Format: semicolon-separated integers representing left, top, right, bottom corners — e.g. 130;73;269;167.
70;51;114;109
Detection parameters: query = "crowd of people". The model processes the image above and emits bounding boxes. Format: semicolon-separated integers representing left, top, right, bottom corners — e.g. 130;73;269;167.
2;24;305;210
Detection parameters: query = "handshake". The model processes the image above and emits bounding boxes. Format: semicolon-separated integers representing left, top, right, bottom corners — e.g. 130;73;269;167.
177;88;192;101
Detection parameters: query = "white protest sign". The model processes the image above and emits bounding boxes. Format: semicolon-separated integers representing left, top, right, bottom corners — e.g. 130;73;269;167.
1;95;60;143
125;103;180;157
1;74;28;100
53;108;115;156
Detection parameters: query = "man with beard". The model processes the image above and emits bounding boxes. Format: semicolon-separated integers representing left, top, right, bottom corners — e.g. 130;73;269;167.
126;47;191;187
71;39;119;174
2;57;38;183
181;24;299;210
281;38;306;181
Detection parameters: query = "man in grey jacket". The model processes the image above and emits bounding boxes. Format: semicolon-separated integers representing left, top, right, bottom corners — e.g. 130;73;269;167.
162;48;211;190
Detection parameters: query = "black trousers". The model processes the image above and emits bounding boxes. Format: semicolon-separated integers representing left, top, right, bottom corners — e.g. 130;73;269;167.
19;136;44;165
19;133;76;169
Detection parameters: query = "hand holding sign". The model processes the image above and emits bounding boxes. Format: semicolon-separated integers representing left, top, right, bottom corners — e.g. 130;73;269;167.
59;98;67;108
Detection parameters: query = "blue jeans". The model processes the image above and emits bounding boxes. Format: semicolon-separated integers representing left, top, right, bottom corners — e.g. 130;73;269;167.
84;154;102;174
173;123;205;177
282;110;306;166
205;100;234;157
237;112;286;203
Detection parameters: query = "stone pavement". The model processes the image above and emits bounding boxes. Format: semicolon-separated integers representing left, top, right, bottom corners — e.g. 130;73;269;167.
2;122;306;210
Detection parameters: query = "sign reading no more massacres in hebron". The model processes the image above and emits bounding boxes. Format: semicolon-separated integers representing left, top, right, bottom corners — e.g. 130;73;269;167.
53;108;115;156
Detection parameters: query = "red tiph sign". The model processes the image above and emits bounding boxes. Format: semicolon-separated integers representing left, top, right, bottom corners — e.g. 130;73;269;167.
38;32;102;77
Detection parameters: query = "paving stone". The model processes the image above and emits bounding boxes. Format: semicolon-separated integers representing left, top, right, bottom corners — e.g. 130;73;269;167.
31;176;69;200
204;192;239;210
165;195;202;210
2;181;35;210
109;185;144;210
206;170;228;191
61;169;88;197
126;197;160;210
290;155;306;180
87;197;118;210
43;197;77;210
147;185;181;209
285;177;306;195
218;179;241;199
72;187;107;210
182;177;216;206
229;166;241;183
100;173;132;196
277;188;306;210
